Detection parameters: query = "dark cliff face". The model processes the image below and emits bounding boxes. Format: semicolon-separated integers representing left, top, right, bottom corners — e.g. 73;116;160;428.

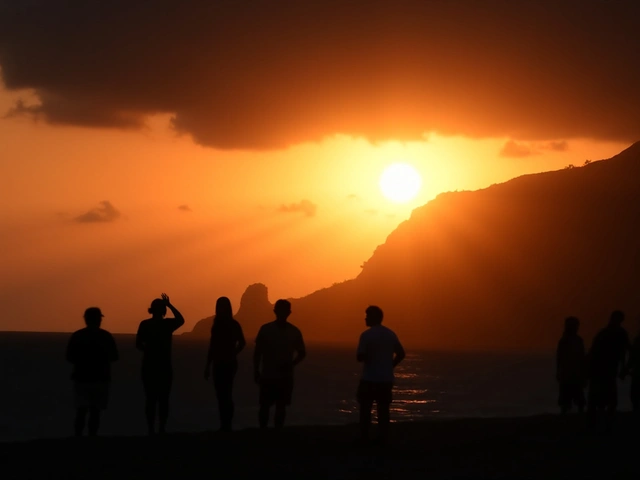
189;142;640;351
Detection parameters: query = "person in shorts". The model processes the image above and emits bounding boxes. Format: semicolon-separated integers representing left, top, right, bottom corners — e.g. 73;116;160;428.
66;307;118;436
356;305;405;444
253;299;306;429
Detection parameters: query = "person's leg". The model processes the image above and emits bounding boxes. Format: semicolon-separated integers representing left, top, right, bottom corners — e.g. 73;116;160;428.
274;377;293;430
376;383;392;443
88;407;101;436
158;373;172;434
74;407;88;437
631;376;640;412
258;381;271;429
586;380;599;431
558;381;571;415
605;378;618;433
143;377;157;435
357;381;374;441
274;401;287;430
214;364;235;431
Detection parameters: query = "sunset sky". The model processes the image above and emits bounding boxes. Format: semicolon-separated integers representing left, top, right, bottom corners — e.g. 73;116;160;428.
1;1;638;333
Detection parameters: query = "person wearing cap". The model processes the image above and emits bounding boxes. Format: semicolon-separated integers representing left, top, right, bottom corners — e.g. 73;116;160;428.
136;293;184;435
65;306;119;437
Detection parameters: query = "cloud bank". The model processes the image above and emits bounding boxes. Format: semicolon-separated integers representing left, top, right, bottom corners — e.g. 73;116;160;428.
1;1;639;149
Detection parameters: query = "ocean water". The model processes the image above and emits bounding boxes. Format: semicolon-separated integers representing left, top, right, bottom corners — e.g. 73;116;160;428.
0;332;633;442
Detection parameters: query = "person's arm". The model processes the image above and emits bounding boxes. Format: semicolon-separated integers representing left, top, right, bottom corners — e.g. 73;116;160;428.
109;334;119;362
65;334;76;364
162;293;185;331
356;333;367;363
556;339;562;381
620;332;630;379
292;330;306;367
135;322;145;352
204;331;214;380
235;323;246;356
253;329;263;383
392;337;406;368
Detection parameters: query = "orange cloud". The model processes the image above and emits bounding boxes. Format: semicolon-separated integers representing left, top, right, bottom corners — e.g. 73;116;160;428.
278;200;317;217
74;201;121;223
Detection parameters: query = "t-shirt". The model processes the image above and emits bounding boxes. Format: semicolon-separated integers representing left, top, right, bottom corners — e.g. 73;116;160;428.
136;318;183;372
357;325;402;383
255;321;305;380
588;325;629;378
66;327;118;382
209;319;245;364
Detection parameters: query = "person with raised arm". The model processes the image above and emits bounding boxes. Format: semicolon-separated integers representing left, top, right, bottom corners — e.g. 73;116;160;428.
136;293;184;435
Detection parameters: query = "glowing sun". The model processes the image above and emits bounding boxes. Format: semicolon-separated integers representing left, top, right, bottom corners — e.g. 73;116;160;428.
379;163;422;203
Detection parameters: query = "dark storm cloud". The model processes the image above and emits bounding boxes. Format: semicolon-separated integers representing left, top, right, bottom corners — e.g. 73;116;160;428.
278;200;317;217
74;201;121;223
1;0;639;149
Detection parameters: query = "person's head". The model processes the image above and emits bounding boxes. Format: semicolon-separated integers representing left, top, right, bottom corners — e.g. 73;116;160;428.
148;298;167;318
609;310;624;327
274;299;291;321
365;305;383;327
214;296;233;319
84;307;103;328
563;316;579;335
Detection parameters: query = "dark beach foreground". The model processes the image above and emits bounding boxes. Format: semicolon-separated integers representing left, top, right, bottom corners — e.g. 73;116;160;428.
1;414;638;479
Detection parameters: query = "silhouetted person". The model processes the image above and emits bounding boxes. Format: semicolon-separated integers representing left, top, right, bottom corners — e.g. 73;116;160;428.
356;305;405;445
625;327;640;413
136;293;184;435
556;316;586;414
253;299;306;429
586;310;629;431
204;296;246;432
66;307;118;437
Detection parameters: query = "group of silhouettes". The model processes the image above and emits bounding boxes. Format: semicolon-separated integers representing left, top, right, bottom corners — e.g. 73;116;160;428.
556;310;640;430
65;293;405;443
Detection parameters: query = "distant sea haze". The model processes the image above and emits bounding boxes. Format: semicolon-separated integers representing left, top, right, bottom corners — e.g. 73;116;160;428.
1;332;634;442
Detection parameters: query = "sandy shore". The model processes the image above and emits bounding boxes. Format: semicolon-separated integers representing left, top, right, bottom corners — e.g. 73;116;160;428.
1;413;638;479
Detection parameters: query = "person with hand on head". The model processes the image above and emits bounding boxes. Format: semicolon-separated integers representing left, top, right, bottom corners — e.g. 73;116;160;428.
66;307;118;437
204;296;246;432
136;293;184;435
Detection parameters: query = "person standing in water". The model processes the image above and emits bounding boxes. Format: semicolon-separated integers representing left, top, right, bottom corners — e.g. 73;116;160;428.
136;293;184;435
204;296;246;432
556;316;586;414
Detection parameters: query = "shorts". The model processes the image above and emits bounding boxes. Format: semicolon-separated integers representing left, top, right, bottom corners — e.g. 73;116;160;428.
357;381;393;405
74;381;110;410
259;377;294;407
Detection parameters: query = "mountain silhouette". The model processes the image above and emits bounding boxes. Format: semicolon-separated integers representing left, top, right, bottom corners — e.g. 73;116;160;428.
189;142;640;350
187;283;273;342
